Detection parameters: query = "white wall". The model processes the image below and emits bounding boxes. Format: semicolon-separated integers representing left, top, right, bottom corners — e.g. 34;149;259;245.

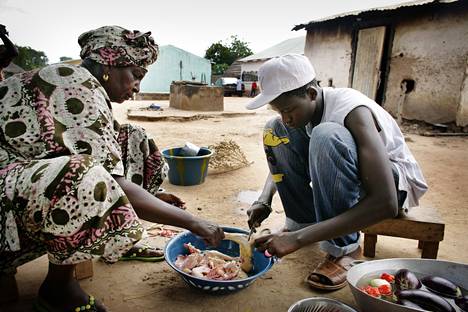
140;45;211;93
304;24;353;88
240;61;264;92
240;61;264;74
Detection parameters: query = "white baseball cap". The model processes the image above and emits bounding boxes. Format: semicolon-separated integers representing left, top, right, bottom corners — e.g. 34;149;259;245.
246;54;316;110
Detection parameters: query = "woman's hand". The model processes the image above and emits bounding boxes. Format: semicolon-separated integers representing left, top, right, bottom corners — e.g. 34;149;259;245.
254;232;301;258
189;219;225;247
156;192;186;209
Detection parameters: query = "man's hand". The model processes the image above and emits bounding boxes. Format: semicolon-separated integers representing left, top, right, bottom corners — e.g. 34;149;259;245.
254;232;301;258
156;192;186;209
189;219;225;247
247;201;271;229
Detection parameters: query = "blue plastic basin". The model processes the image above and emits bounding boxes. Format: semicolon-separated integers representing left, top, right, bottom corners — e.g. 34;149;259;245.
161;147;213;186
165;227;274;294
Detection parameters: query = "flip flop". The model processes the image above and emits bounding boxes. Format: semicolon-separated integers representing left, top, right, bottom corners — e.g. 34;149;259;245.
120;244;165;262
305;247;361;291
34;295;97;312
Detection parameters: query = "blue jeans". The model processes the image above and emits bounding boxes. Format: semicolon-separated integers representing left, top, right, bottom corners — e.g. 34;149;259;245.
263;118;404;257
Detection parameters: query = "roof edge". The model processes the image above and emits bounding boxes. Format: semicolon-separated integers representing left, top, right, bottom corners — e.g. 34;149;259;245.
292;0;460;31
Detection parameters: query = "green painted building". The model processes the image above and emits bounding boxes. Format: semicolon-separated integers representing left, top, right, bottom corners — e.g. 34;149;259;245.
140;45;211;93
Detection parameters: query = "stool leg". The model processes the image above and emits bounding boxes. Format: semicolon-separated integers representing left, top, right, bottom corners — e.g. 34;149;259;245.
74;259;94;280
0;273;19;303
418;241;424;249
421;241;439;259
363;234;377;258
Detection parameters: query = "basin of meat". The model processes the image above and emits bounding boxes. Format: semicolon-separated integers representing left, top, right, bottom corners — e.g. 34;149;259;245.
165;227;274;294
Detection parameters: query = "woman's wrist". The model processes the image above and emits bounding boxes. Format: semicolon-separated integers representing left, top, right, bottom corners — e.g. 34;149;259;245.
184;214;201;232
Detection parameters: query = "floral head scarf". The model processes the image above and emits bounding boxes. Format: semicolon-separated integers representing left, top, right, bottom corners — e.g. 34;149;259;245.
78;26;159;68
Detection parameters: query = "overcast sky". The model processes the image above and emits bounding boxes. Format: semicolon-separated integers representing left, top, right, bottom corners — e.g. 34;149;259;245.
1;0;410;63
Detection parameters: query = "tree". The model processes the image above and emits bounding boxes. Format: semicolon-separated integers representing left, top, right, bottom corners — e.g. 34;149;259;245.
12;45;48;70
59;56;73;62
205;36;253;75
230;36;253;61
205;42;232;68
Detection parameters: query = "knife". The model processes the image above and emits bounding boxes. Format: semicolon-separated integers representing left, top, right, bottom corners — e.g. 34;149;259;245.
247;226;257;241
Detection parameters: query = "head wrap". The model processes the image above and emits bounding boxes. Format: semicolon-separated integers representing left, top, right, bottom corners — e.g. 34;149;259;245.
78;26;159;68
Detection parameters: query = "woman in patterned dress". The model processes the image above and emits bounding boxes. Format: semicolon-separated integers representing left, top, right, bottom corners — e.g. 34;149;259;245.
0;26;224;311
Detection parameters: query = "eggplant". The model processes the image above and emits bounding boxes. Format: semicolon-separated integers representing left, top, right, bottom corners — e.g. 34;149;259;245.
421;275;462;298
398;299;425;310
395;269;422;291
396;289;455;312
455;295;468;312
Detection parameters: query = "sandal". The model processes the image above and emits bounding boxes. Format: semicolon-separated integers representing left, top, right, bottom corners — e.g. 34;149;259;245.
305;247;361;291
120;244;165;262
34;295;97;312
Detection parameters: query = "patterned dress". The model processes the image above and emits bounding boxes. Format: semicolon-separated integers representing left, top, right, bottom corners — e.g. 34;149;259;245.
0;63;165;273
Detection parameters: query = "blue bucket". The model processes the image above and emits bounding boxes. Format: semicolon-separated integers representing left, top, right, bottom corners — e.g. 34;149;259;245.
162;147;213;186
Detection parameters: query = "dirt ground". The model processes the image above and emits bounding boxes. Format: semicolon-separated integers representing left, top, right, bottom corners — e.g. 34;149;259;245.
5;97;468;312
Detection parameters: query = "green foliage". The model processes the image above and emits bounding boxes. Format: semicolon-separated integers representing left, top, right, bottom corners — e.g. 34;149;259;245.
12;45;48;70
205;36;253;75
212;64;229;75
59;56;73;62
229;36;253;60
205;42;231;67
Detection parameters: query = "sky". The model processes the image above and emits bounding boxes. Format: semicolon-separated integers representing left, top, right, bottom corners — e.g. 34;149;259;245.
1;0;411;63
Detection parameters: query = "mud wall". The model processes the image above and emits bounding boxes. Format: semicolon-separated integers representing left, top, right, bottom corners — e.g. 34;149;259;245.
170;83;224;111
383;8;468;123
456;58;468;127
304;24;353;88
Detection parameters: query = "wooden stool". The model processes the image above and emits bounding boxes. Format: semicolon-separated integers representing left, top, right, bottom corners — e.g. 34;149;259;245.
0;259;93;304
74;259;94;280
362;206;445;259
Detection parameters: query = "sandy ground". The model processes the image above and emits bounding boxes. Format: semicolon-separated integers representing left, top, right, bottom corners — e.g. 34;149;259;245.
5;97;468;312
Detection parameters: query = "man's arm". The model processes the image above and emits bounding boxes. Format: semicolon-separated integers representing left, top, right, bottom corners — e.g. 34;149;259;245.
258;173;277;204
114;176;224;246
255;106;398;256
247;173;277;228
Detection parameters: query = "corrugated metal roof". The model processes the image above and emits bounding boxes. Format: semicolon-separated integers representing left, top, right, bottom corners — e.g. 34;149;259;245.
293;0;460;30
238;36;305;62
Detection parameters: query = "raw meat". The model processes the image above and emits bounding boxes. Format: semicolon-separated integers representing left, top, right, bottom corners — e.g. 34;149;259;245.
175;242;250;281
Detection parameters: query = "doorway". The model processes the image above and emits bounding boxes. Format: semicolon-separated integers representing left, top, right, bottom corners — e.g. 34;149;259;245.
351;26;391;104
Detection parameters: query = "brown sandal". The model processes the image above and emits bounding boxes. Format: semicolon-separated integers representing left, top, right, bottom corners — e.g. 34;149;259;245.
305;247;361;291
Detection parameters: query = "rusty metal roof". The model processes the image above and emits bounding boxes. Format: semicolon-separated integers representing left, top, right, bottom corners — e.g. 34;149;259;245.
292;0;460;31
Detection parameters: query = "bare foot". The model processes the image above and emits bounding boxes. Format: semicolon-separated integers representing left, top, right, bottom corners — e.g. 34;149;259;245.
123;242;164;258
38;277;107;312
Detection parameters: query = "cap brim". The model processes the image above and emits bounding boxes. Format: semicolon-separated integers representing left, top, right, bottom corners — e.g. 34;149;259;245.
245;92;281;110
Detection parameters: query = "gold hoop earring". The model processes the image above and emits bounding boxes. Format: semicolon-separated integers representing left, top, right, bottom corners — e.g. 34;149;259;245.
103;74;109;82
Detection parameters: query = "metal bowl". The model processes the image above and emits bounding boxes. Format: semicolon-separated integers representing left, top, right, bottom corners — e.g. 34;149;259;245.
347;258;468;312
288;297;358;312
165;226;274;294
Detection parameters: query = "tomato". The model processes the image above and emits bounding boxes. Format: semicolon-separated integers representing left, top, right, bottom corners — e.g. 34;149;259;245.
361;286;381;298
378;284;393;296
380;272;395;283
